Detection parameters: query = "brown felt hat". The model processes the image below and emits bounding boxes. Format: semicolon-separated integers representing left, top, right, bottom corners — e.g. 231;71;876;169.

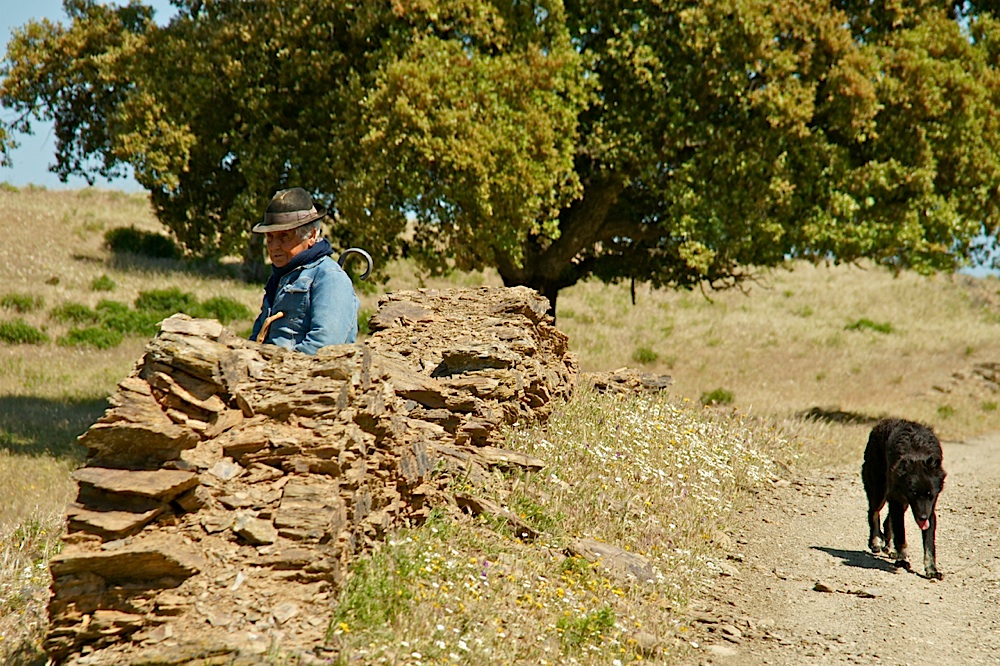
252;187;328;233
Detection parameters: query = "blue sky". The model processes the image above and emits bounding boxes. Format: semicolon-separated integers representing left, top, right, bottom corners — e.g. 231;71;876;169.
0;0;176;191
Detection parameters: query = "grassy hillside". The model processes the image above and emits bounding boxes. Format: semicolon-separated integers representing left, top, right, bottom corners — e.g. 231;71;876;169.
2;186;1000;663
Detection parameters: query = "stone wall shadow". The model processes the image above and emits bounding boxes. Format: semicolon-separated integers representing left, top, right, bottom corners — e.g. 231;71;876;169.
0;395;105;461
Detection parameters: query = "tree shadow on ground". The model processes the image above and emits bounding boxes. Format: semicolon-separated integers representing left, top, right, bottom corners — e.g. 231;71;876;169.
796;407;885;426
0;394;106;462
811;546;899;573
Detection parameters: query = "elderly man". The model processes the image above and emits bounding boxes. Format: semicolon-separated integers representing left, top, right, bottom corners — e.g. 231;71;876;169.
249;187;360;354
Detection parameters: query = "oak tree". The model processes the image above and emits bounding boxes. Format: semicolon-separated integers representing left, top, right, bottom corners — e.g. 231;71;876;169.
4;0;1000;312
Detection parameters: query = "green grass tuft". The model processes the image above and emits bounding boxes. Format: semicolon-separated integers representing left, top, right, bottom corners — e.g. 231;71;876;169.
556;605;616;649
701;387;735;406
135;287;198;313
90;274;116;292
0;319;49;345
189;296;252;324
1;293;44;313
50;302;99;324
57;327;125;350
631;346;659;365
844;318;893;334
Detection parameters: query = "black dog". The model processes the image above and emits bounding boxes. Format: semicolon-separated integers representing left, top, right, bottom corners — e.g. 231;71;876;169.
861;418;946;579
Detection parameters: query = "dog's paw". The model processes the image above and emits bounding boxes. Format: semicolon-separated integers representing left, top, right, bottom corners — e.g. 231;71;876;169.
893;559;911;571
925;568;944;581
869;536;885;554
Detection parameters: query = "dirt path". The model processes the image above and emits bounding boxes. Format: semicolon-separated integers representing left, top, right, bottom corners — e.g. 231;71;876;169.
688;432;1000;665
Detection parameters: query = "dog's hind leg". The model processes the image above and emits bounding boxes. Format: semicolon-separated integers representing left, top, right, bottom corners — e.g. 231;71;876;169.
868;499;887;553
921;511;943;580
888;499;910;569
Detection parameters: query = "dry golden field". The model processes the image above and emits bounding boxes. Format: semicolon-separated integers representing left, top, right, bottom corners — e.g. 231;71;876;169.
3;185;1000;663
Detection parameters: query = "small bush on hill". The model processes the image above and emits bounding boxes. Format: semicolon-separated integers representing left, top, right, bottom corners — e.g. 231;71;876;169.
50;302;99;324
135;288;198;313
845;318;893;334
96;300;163;336
57;327;124;350
701;387;735;406
189;296;252;324
104;226;181;259
1;293;44;313
0;319;49;345
631;346;659;365
90;275;116;292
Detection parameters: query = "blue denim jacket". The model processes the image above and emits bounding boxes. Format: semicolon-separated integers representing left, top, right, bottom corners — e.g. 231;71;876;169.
250;255;359;354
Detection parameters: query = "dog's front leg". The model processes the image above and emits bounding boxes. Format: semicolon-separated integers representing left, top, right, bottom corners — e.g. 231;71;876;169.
921;511;943;580
888;500;910;569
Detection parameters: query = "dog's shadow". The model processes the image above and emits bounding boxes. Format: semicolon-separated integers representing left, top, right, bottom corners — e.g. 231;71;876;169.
811;546;899;573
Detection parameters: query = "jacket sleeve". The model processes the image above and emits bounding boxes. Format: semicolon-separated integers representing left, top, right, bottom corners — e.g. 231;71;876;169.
295;260;359;354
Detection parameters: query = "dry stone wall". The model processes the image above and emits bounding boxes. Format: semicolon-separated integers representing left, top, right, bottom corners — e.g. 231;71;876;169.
46;286;577;665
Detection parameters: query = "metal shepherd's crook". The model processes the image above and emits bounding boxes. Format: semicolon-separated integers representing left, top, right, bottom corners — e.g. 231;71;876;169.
337;247;374;281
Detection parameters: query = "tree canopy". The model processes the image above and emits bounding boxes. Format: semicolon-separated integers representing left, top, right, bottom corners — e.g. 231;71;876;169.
4;0;1000;311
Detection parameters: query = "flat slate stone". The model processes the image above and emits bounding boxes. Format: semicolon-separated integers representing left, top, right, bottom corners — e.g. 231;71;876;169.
72;467;199;501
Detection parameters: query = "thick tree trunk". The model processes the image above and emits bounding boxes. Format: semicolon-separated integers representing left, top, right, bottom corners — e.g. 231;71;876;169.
497;176;626;321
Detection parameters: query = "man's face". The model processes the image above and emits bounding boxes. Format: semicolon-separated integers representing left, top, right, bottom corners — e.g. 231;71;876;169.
265;227;315;268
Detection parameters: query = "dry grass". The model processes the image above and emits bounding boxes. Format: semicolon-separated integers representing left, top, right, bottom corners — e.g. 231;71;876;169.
4;185;1000;663
326;386;796;665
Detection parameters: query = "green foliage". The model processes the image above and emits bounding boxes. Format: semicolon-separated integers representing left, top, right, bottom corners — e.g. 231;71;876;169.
50;302;99;324
937;404;955;419
5;1;1000;311
57;327;124;350
95;299;162;336
700;387;735;407
0;319;49;344
329;546;419;636
845;318;894;334
1;293;43;313
104;226;180;259
134;288;197;313
90;274;116;292
188;296;252;324
357;307;375;337
556;605;616;649
982;401;998;412
631;346;659;365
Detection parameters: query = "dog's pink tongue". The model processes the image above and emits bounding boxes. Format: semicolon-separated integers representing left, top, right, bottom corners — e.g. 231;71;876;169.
917;519;930;530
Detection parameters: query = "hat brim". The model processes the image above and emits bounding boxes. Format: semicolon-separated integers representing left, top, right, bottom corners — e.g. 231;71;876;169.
252;203;327;233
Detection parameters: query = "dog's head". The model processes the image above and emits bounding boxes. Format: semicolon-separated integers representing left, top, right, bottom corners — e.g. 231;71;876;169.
894;455;946;530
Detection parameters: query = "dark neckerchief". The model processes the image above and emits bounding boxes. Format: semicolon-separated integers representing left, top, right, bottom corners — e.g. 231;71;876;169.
264;238;334;305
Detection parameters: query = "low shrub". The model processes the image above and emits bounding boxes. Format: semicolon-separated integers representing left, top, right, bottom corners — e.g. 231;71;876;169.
1;293;44;313
189;296;252;324
135;288;198;314
57;327;124;350
0;319;49;345
701;387;735;406
96;300;163;336
50;302;99;324
90;275;116;292
104;226;180;259
845;318;893;334
631;346;659;365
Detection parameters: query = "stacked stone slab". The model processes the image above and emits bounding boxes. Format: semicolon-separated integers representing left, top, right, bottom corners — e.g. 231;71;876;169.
45;286;577;665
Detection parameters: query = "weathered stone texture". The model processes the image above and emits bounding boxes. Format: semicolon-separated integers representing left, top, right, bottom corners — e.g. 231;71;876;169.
46;286;577;665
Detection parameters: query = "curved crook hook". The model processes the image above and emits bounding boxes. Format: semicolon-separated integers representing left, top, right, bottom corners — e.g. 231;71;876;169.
337;247;374;281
